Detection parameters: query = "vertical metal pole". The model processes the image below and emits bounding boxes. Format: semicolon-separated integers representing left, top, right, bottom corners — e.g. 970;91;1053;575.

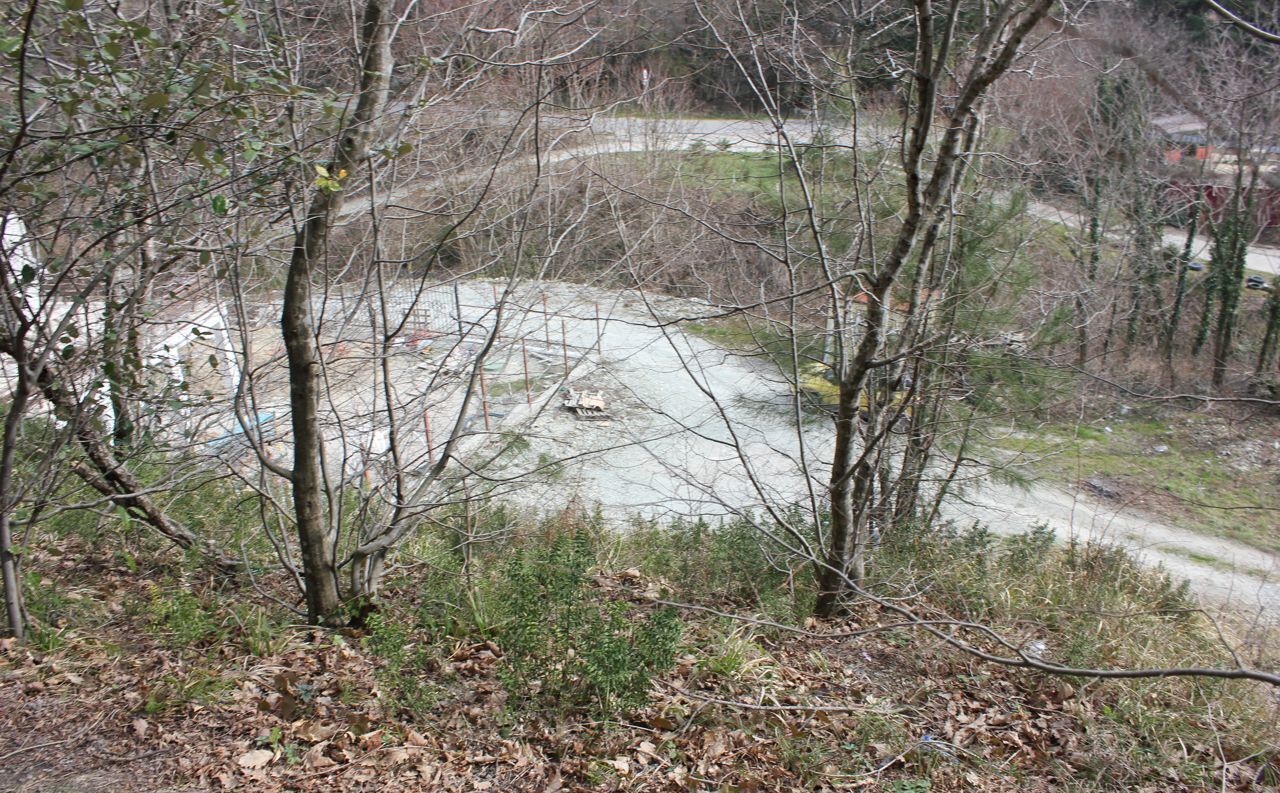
490;283;500;341
423;408;433;464
542;293;551;346
561;318;569;370
521;339;531;405
594;302;602;353
479;367;490;432
453;280;464;338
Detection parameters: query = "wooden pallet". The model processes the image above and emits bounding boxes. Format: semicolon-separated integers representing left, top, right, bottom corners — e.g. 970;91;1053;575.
563;389;611;421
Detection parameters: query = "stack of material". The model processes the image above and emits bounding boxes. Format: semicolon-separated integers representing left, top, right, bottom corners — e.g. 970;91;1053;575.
562;389;610;421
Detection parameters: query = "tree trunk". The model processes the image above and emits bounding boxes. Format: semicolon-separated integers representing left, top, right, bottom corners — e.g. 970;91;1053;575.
281;0;392;626
1256;280;1280;378
0;370;30;640
1124;190;1156;354
813;0;1054;617
1212;199;1250;389
1163;196;1199;382
1076;178;1104;367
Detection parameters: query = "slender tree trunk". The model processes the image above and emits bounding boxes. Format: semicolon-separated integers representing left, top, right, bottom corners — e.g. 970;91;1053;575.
1124;190;1156;354
814;0;1054;617
0;370;30;640
1256;280;1280;378
101;268;137;447
1193;262;1217;358
1164;196;1200;382
1212;190;1252;389
281;0;392;625
1076;178;1104;368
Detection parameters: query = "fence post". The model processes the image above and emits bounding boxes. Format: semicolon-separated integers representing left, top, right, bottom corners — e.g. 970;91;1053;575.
542;292;551;346
423;408;433;464
561;318;569;370
521;339;531;405
453;280;464;337
594;302;602;353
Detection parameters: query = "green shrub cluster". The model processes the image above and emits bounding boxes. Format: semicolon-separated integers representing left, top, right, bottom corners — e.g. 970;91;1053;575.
491;528;681;715
148;586;222;648
364;611;443;717
621;515;808;614
877;520;1193;636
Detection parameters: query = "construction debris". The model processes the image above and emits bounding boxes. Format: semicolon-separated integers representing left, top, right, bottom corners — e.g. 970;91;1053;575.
562;388;611;421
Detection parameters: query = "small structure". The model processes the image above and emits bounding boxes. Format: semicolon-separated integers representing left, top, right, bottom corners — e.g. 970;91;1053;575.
562;388;610;421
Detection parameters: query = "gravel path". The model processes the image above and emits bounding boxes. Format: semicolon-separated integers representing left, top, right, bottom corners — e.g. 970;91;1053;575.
942;474;1280;611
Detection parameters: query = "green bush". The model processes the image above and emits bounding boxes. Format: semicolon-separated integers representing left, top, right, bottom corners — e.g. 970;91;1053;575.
623;515;805;608
147;586;222;648
493;528;681;715
364;611;443;718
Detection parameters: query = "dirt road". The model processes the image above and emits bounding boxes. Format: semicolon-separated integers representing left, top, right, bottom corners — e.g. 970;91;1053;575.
334;111;1280;613
473;284;1280;614
942;474;1280;611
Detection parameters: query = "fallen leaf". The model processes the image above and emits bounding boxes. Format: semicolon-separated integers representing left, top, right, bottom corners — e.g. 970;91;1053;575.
303;742;335;770
648;714;677;730
704;735;726;760
635;740;660;763
385;747;413;765
292;719;340;743
544;768;563;792
236;749;274;770
131;718;149;739
405;730;431;747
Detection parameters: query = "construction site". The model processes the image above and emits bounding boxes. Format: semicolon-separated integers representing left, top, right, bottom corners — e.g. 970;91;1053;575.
195;279;831;521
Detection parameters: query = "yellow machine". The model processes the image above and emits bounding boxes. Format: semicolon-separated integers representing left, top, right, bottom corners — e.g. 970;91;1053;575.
795;362;912;421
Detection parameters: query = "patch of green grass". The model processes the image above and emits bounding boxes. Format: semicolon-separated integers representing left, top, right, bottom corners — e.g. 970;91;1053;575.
1073;426;1107;442
685;316;823;381
142;666;235;714
984;418;1280;553
147;586;224;649
488;378;534;399
1161;545;1275;578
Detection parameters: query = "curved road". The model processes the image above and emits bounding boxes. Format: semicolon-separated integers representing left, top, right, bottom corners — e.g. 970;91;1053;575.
941;475;1280;612
361;111;1280;612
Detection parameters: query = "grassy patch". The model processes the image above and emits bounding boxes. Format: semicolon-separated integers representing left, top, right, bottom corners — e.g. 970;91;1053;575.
685;314;824;380
8;497;1277;791
985;412;1280;553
